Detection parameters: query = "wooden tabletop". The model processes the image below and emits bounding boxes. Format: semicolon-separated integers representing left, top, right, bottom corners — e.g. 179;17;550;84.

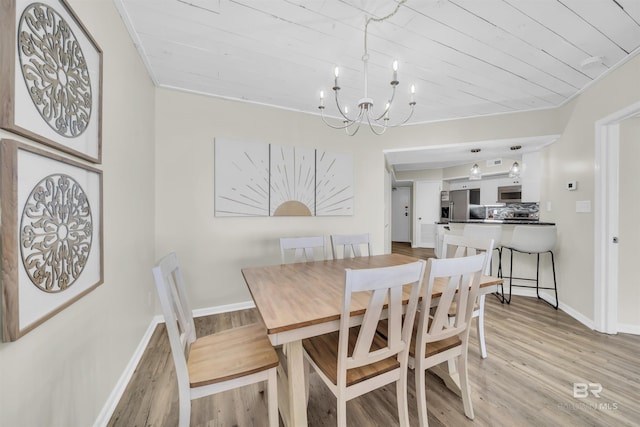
242;253;502;336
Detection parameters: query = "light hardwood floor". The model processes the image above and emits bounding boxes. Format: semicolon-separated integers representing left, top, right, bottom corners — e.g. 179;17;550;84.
109;245;640;426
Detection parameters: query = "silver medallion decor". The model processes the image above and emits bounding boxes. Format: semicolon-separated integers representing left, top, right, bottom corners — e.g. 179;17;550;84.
1;140;103;342
20;173;93;292
18;2;92;138
0;0;103;163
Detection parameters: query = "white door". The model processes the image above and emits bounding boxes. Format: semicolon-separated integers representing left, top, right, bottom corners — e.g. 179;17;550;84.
392;187;411;242
595;100;640;334
617;117;640;330
414;181;441;248
384;168;392;253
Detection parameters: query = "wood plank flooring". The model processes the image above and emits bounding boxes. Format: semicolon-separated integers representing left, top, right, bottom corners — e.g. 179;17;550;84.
109;245;640;426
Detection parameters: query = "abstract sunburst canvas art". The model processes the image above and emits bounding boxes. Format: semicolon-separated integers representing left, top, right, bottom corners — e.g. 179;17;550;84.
214;138;353;217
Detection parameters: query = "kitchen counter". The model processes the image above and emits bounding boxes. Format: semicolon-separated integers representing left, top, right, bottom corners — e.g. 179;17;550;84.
447;219;556;225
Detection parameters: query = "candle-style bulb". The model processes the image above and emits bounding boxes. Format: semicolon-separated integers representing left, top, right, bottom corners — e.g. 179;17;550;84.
319;90;324;107
334;66;340;78
392;60;398;83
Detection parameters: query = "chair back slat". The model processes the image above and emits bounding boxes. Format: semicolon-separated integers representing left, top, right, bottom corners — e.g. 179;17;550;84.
331;233;372;259
417;254;486;345
340;261;426;373
280;236;326;263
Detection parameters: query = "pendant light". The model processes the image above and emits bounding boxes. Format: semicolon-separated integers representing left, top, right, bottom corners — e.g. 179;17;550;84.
469;148;482;180
509;145;522;178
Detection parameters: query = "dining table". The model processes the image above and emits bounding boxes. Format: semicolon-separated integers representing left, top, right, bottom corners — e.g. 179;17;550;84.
241;253;503;427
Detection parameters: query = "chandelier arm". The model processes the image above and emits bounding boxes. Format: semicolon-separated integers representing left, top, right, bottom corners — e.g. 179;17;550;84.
345;108;367;136
333;89;352;121
379;104;416;128
372;85;398;121
345;121;362;136
365;111;388;136
320;109;355;130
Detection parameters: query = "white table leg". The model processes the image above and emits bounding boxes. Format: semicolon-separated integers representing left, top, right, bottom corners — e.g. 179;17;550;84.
432;362;462;397
279;341;308;427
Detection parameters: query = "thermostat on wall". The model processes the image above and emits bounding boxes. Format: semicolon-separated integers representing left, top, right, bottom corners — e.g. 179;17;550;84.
566;181;577;191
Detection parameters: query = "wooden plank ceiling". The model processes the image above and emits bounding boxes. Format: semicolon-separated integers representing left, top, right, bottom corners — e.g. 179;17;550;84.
115;0;640;125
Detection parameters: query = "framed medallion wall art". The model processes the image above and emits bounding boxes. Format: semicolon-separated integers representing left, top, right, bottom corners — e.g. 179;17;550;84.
0;0;103;163
1;139;103;341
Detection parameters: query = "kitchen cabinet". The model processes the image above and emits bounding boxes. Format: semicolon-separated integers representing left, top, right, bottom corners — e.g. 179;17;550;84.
449;180;480;190
496;176;521;186
480;178;499;204
521;152;541;202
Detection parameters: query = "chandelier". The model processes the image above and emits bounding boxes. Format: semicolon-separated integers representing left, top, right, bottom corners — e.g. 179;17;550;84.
318;0;415;136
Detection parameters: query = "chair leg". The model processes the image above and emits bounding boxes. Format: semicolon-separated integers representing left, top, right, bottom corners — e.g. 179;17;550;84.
550;251;559;309
178;386;191;427
415;365;429;427
476;295;487;358
396;371;410;427
268;368;279;427
337;395;347;427
537;251;559;310
458;352;474;420
505;248;513;304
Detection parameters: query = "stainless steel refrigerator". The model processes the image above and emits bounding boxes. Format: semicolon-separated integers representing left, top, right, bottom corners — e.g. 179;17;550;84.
449;189;480;220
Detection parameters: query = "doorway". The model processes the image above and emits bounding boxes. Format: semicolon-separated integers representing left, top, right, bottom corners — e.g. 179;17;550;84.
392;186;411;243
594;100;640;334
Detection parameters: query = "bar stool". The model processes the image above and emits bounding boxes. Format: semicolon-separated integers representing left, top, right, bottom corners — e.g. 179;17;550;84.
463;224;502;277
501;225;558;309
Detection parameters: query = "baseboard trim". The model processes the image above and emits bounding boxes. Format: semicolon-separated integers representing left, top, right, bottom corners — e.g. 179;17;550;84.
192;300;256;318
93;300;255;427
508;288;595;330
92;314;161;427
617;323;640;335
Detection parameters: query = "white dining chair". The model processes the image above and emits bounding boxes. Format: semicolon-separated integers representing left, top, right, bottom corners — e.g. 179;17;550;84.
279;235;327;263
412;253;486;427
302;260;426;427
330;233;372;259
152;252;279;427
441;234;495;359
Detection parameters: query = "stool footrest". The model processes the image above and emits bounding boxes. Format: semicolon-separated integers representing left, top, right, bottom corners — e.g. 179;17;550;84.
500;246;559;310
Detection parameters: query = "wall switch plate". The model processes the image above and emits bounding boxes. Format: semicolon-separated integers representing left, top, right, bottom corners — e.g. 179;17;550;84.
576;200;591;213
567;181;577;191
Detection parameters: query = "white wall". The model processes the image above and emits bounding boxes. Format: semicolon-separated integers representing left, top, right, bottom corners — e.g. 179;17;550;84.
153;87;570;311
154;89;391;308
0;1;156;425
541;54;640;319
